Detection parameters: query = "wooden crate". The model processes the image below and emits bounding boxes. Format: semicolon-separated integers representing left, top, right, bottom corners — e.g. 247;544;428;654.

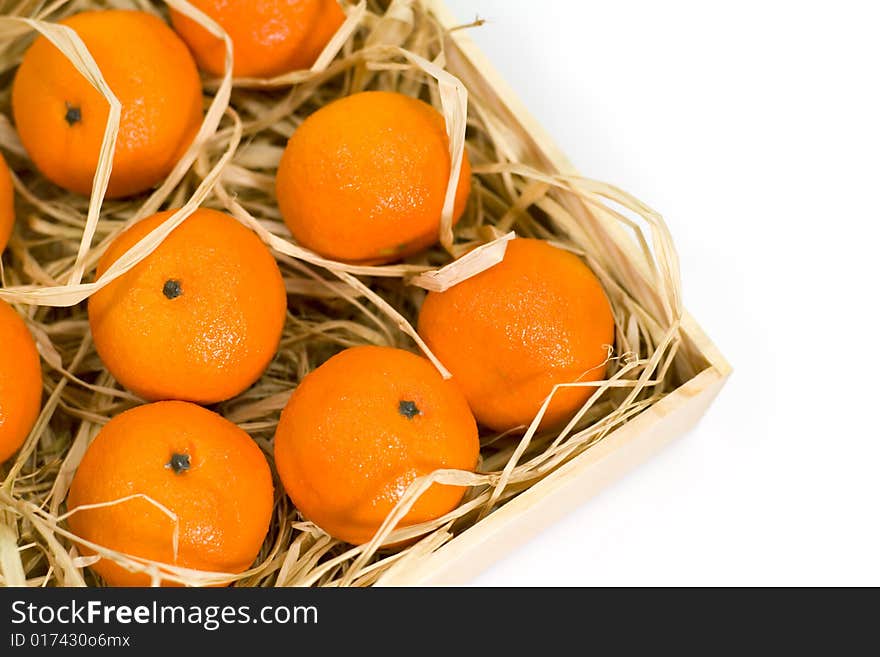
0;0;730;588
377;0;732;585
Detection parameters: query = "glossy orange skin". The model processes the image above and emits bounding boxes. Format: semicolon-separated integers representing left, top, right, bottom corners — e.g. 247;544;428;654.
171;0;345;79
88;209;287;404
274;346;479;545
12;10;203;198
276;91;472;264
418;239;616;433
0;300;42;464
67;401;274;587
0;154;14;252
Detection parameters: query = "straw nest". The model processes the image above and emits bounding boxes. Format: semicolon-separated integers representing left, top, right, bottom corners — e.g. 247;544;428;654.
0;0;702;587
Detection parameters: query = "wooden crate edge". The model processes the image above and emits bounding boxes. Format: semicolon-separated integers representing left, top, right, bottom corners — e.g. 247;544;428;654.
372;1;732;585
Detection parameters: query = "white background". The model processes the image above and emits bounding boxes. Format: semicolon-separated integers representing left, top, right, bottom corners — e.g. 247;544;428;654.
443;0;879;585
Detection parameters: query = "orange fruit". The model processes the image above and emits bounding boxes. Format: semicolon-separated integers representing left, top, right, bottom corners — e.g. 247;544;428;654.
274;346;479;545
418;238;616;433
88;208;287;404
276;90;472;264
67;401;274;587
0;300;42;463
171;0;345;79
0;153;14;252
12;10;203;198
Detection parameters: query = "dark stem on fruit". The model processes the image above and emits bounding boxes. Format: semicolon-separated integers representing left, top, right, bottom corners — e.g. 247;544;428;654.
64;102;81;126
163;280;182;300
167;453;191;475
398;400;421;419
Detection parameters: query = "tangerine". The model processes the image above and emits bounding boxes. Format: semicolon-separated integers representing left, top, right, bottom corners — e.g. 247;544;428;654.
67;401;274;586
418;238;616;432
274;346;479;545
12;10;203;198
0;153;15;252
0;300;42;464
88;209;287;404
171;0;345;79
276;91;472;264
